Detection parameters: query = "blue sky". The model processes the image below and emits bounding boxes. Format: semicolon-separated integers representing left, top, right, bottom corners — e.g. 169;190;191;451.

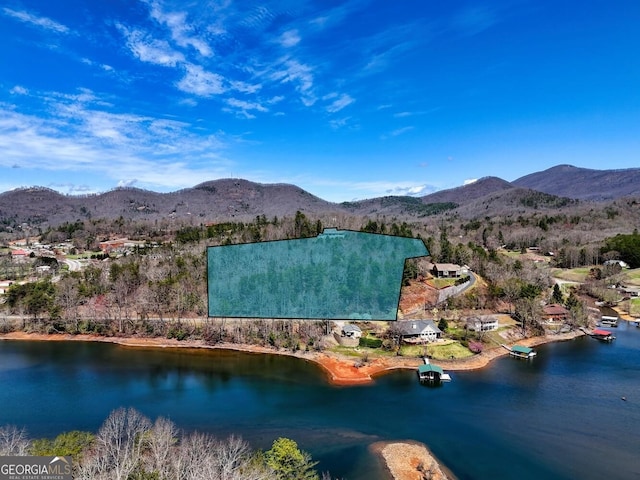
1;0;639;202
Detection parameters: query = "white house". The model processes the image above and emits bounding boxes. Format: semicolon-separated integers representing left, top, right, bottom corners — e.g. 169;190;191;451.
395;320;442;343
341;324;362;339
466;315;499;332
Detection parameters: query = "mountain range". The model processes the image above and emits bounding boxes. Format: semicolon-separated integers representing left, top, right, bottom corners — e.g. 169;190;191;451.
1;165;639;230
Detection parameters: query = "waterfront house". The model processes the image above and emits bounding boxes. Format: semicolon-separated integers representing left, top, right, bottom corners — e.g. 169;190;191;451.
543;304;570;323
396;320;442;343
466;315;499;332
341;324;362;339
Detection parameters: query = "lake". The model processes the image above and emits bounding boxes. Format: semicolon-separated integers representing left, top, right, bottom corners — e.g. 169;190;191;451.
1;322;639;479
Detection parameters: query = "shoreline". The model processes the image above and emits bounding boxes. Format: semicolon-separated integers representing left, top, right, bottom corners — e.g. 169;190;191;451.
0;328;585;385
370;440;456;480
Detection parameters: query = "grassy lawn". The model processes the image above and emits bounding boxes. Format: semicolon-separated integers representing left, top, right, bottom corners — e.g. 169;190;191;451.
431;278;458;288
623;269;640;286
550;267;591;282
400;341;473;360
630;298;640;316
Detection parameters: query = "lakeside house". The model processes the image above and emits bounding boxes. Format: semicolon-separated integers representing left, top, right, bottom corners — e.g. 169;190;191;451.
543;304;570;323
466;315;499;332
396;320;442;343
341;324;362;339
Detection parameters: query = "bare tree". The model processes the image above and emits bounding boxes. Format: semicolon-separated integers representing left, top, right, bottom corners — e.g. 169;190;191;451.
0;425;30;456
145;416;179;479
92;407;152;480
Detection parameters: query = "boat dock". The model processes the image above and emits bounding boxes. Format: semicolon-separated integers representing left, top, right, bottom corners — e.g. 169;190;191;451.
589;328;616;342
417;358;451;384
505;344;537;359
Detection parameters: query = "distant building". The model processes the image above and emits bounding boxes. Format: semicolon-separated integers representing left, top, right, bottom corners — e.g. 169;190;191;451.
0;281;14;296
604;260;630;269
99;238;146;254
10;249;31;262
395;320;442;343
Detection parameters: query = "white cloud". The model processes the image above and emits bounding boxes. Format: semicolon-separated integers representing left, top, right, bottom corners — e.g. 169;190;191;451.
329;117;350;129
81;57;114;72
279;29;301;47
390;126;414;136
270;57;316;106
2;8;69;34
147;1;213;57
385;184;432;196
463;178;478;185
10;86;29;95
117;23;185;66
224;98;268;119
308;178;436;201
229;80;262;94
176;64;225;96
0;92;231;191
326;94;354;113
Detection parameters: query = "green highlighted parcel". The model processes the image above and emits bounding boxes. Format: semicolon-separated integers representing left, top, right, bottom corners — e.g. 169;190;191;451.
207;229;428;320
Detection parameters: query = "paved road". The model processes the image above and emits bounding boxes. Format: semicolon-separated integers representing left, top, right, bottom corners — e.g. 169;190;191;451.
62;259;85;272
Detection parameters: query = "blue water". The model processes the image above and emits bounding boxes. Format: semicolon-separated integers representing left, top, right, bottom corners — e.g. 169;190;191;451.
1;323;639;479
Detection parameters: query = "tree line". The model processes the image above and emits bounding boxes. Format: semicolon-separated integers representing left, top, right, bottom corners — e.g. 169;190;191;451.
0;408;331;480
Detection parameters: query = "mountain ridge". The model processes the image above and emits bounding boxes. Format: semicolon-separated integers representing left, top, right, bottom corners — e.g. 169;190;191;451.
1;165;639;230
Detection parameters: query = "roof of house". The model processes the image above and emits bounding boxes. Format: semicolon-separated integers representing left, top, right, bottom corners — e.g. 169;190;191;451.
418;364;444;374
467;315;498;324
543;304;569;315
511;345;534;354
341;324;362;333
432;263;461;271
396;320;441;336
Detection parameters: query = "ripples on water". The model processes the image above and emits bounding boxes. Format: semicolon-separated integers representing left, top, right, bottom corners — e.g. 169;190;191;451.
1;323;639;480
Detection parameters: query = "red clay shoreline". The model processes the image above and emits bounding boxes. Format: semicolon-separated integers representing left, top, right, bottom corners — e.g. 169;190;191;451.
0;329;586;386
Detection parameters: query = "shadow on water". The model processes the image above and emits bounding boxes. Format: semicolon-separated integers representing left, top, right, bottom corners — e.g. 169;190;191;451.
1;325;640;480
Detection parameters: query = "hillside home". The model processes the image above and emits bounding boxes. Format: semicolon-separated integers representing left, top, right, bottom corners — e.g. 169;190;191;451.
396;320;442;343
341;324;362;339
542;304;570;323
466;315;499;332
432;263;462;278
604;259;630;269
